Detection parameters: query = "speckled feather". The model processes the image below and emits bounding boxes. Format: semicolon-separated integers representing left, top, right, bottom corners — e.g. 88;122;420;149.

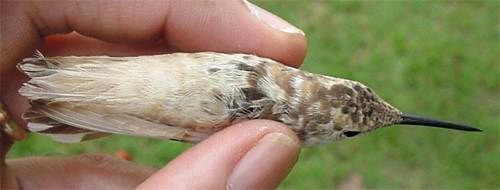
18;52;404;146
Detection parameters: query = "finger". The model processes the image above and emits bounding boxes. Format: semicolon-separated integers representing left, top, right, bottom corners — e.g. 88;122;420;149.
4;154;155;189
137;120;300;189
0;69;29;127
1;0;306;74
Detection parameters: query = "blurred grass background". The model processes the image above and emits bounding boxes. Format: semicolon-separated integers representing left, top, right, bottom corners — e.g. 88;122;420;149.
8;1;499;189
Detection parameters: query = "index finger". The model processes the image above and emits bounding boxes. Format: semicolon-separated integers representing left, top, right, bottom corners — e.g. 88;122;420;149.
1;0;307;75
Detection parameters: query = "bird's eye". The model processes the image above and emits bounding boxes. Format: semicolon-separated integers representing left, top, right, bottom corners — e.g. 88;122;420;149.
343;131;361;137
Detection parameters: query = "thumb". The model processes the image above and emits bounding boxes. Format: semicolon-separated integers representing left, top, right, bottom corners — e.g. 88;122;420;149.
137;120;300;189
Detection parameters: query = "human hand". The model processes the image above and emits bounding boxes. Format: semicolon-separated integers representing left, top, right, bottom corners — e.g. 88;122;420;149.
1;0;306;189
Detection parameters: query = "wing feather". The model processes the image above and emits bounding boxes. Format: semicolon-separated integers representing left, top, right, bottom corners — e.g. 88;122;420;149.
29;102;208;142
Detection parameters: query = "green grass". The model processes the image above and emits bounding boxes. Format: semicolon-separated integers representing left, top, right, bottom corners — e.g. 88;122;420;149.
8;1;500;189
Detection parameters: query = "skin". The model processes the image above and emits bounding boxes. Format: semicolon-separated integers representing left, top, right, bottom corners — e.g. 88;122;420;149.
0;0;307;189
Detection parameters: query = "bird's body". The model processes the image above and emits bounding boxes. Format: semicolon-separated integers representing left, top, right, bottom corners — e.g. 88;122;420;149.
17;52;479;146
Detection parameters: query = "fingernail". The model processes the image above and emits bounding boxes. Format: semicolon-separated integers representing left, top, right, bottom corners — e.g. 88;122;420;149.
243;0;305;35
227;132;299;189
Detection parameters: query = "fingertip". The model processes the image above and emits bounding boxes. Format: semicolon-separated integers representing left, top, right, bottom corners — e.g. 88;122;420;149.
163;1;307;67
242;0;308;67
271;33;307;68
227;121;300;189
138;120;300;189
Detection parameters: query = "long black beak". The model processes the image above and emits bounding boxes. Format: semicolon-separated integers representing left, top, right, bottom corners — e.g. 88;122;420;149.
397;114;482;132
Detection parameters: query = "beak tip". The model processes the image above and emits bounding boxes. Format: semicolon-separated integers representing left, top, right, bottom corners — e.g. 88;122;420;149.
471;128;483;132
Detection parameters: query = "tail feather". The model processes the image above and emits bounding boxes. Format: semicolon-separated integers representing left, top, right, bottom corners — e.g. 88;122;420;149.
24;102;110;143
18;52;115;143
18;51;209;143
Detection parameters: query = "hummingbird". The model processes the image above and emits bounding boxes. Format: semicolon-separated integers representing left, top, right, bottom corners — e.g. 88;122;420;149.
17;51;481;146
